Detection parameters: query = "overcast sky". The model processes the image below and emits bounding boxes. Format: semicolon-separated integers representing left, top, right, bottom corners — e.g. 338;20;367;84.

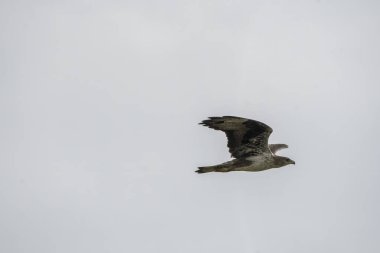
1;0;380;252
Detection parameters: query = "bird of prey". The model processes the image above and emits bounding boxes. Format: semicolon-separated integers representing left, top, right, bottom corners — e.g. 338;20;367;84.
197;116;295;173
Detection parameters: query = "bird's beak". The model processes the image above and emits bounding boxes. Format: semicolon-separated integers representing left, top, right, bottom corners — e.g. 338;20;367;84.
291;160;296;165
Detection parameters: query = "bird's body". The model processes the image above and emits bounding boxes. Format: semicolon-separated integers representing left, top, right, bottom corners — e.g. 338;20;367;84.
197;116;295;173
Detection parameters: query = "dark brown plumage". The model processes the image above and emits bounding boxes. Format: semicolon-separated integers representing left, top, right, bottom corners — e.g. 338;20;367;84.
197;116;295;173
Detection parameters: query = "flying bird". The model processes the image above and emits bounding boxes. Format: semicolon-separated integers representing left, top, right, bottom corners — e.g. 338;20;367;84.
197;116;295;173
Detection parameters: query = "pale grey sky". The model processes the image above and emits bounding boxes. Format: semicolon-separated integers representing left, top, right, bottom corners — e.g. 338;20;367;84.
1;0;380;252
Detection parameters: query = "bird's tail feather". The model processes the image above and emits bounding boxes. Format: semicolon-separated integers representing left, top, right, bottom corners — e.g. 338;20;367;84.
195;166;216;174
195;163;232;174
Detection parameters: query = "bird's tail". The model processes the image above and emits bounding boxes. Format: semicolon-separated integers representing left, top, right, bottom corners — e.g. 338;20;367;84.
195;166;216;174
195;163;233;174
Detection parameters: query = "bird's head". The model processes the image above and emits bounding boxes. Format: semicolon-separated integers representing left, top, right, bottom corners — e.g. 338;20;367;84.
273;156;296;168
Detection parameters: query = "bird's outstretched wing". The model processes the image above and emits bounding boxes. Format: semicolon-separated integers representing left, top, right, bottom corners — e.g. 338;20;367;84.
200;116;273;158
269;144;288;154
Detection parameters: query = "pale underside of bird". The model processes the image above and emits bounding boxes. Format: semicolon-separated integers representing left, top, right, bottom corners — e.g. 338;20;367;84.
197;116;295;173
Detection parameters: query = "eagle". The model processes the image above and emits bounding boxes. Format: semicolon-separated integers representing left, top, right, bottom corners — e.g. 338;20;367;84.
197;116;295;173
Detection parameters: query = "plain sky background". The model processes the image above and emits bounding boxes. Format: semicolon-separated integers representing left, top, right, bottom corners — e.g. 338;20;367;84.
1;0;380;252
